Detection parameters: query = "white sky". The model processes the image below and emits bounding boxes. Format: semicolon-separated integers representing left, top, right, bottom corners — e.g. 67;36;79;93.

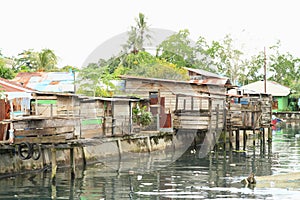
1;0;299;68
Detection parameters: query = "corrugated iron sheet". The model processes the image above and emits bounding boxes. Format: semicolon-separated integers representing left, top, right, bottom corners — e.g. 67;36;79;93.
14;72;74;93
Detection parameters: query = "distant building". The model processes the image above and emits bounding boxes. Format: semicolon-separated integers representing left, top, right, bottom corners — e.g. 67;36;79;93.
240;80;290;111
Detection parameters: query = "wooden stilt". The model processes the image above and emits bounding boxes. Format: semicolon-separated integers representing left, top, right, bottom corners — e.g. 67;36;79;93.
51;148;57;184
262;128;266;144
70;148;75;179
253;129;256;146
117;139;123;155
243;130;247;151
268;127;272;142
81;146;86;167
229;127;232;149
146;136;152;152
236;129;240;150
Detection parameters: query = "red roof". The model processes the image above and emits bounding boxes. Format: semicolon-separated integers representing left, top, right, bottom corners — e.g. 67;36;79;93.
0;77;35;92
13;72;44;86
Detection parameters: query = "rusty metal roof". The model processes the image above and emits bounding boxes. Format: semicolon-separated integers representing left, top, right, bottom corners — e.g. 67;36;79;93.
185;67;224;79
0;77;35;92
120;75;231;87
13;72;74;93
189;78;232;87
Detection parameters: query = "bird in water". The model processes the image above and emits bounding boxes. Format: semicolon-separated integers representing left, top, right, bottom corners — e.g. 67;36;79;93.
241;173;256;186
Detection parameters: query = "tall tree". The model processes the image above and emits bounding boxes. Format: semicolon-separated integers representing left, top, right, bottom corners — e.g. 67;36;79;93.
34;49;58;72
76;64;116;97
240;51;265;85
195;35;244;85
14;49;58;72
0;58;15;79
268;42;300;87
157;29;195;68
123;13;151;53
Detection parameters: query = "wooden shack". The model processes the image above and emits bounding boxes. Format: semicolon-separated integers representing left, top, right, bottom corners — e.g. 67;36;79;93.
119;75;232;131
0;90;145;146
78;96;142;138
226;88;273;149
227;89;272;130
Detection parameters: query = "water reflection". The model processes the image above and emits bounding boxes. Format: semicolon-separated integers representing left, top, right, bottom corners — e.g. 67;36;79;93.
1;123;300;199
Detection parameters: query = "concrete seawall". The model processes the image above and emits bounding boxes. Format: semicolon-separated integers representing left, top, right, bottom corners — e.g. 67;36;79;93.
0;131;198;176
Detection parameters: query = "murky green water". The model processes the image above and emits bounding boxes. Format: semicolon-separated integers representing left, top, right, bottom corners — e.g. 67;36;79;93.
1;123;300;199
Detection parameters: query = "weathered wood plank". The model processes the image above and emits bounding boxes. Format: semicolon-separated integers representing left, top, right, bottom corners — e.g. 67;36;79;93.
81;128;102;138
14;135;67;144
14;128;56;136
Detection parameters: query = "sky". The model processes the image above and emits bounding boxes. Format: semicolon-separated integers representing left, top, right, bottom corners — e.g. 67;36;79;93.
1;0;300;68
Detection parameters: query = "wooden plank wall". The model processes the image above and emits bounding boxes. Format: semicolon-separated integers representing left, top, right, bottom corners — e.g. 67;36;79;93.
113;101;131;135
79;100;103;138
227;95;272;129
13;118;76;144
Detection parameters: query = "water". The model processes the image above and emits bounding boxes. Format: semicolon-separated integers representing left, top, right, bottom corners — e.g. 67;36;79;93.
1;123;300;199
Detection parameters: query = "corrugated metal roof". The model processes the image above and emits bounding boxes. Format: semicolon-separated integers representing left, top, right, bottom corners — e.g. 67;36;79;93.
240;80;290;96
13;72;75;93
185;67;224;79
189;78;232;86
120;75;231;87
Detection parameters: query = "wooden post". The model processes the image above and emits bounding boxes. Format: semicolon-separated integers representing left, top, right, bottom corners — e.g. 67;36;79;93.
175;94;178;111
268;127;272;142
229;128;232;149
81;146;86;167
50;104;53;118
236;129;240;150
223;103;227;150
243;130;247;151
117;139;123;155
70;148;75;179
35;97;39;115
146;136;152;152
51;148;57;184
253;129;256;146
262;128;266;144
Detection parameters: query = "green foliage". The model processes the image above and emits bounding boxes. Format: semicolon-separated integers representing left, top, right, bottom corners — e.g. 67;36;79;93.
123;12;151;53
59;65;80;72
0;58;15;79
132;104;152;127
14;49;58;72
268;41;300;87
157;29;195;68
123;51;156;69
76;64;117;97
195;34;244;85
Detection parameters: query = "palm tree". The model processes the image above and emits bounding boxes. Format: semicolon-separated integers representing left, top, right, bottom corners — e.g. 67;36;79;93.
34;49;58;72
123;13;151;54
